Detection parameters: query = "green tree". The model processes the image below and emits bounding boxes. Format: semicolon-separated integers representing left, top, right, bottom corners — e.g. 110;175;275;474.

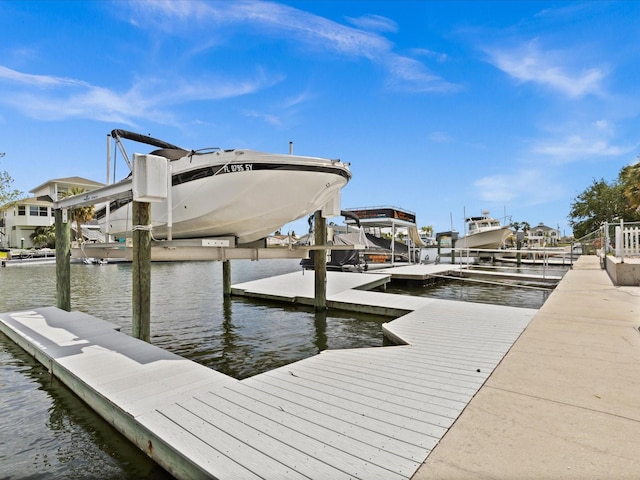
568;178;629;238
62;187;95;242
30;225;56;248
420;225;434;237
619;161;640;212
0;165;22;206
510;221;530;247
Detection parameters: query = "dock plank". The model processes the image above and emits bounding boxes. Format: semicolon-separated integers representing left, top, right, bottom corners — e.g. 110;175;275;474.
241;376;445;448
252;365;463;425
225;381;435;459
0;268;536;480
319;348;486;388
296;353;480;397
190;388;412;480
137;408;265;480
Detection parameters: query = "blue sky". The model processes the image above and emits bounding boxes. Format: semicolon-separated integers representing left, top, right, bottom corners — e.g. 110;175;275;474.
1;1;639;237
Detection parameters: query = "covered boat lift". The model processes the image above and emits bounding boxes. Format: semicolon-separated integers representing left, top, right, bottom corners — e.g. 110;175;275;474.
342;206;427;266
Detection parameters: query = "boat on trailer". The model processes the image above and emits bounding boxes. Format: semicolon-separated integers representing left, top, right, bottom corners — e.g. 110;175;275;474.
96;130;351;244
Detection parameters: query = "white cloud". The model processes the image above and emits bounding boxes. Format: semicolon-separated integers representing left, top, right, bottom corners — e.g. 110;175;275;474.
282;90;314;109
428;131;452;143
412;48;449;63
0;1;460;126
131;0;458;93
485;39;607;98
346;14;398;33
244;110;282;127
0;65;90;88
530;117;637;162
0;65;281;124
533;135;634;158
385;56;459;92
475;169;562;205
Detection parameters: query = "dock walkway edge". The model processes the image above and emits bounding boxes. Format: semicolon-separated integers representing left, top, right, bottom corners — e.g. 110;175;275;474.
1;269;537;479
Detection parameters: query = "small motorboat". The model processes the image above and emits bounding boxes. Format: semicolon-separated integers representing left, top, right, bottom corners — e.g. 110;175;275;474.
96;130;351;244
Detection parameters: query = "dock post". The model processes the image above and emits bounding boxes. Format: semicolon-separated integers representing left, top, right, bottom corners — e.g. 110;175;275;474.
451;238;456;265
55;208;71;312
223;260;232;296
314;210;327;311
132;201;151;342
516;231;523;267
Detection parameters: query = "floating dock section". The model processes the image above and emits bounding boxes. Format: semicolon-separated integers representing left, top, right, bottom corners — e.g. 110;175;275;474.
1;273;536;479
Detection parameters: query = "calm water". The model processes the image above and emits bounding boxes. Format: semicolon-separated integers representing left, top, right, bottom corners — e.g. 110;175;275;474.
385;263;562;310
0;259;389;479
0;259;563;478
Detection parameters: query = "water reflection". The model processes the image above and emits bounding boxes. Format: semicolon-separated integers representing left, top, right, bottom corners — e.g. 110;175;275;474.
0;340;173;480
219;295;238;378
313;309;328;353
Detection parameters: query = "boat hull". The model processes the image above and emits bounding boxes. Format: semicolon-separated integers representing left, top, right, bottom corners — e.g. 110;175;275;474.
455;227;512;250
99;150;350;244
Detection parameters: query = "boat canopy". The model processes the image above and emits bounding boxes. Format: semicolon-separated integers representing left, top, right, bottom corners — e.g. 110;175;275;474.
111;129;185;151
111;129;191;162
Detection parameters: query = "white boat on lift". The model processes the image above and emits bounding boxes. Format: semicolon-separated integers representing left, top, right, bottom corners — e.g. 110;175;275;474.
455;211;512;250
96;130;351;244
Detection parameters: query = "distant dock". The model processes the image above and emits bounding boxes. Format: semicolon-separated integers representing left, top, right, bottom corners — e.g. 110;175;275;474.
0;268;535;479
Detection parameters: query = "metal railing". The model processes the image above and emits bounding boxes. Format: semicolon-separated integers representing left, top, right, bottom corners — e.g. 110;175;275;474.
573;221;640;268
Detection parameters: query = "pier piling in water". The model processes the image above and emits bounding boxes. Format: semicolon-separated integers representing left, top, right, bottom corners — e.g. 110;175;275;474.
55;208;71;312
223;260;232;296
314;210;327;311
132;201;151;342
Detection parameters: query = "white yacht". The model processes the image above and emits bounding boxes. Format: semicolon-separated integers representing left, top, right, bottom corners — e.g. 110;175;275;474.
455;211;512;249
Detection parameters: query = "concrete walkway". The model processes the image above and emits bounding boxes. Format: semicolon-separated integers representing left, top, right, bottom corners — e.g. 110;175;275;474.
413;255;640;479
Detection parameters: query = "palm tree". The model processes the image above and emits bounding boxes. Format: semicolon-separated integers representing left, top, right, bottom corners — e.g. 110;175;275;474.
420;225;434;238
620;161;640;212
510;221;530;247
30;225;55;248
62;187;95;242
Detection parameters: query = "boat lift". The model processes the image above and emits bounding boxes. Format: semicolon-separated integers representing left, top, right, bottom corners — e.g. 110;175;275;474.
342;206;427;265
54;153;356;342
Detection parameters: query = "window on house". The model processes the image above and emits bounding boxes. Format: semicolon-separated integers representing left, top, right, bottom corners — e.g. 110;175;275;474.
18;206;26;216
28;206;49;216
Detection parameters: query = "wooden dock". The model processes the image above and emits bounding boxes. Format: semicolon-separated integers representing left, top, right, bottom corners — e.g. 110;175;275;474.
1;273;536;480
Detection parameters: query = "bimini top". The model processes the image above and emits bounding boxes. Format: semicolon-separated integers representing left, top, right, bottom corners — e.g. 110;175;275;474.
111;129;190;161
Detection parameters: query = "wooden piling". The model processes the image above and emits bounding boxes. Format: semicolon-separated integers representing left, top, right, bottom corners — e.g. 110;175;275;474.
314;211;327;311
132;201;151;342
55;208;71;312
223;260;232;296
451;238;456;265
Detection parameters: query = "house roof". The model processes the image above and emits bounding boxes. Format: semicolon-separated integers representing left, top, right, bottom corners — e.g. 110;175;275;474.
0;196;52;210
528;223;559;233
29;177;104;194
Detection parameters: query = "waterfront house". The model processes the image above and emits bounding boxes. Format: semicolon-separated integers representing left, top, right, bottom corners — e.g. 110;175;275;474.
526;222;560;247
0;177;104;248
